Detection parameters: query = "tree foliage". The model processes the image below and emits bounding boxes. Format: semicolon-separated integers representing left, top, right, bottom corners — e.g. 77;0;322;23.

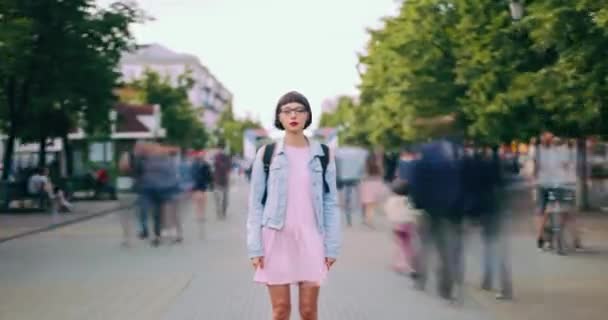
217;105;263;156
327;0;608;147
0;0;144;175
319;96;375;146
125;70;208;149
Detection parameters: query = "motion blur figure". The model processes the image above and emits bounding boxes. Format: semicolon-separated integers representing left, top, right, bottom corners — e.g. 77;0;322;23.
137;143;181;246
191;152;212;238
409;138;465;302
385;146;422;277
334;146;367;226
359;153;386;228
213;143;232;220
462;145;513;300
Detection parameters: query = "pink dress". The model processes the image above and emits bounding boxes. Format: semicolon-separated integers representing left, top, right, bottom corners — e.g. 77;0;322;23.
360;175;385;205
254;145;327;285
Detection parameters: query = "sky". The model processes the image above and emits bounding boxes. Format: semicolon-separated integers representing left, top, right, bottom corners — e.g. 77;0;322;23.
97;0;399;132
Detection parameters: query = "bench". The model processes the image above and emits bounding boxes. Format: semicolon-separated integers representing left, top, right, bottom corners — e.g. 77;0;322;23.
0;181;48;212
63;175;117;201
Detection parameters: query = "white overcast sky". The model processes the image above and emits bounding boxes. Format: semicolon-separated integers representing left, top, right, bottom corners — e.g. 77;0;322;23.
97;0;399;131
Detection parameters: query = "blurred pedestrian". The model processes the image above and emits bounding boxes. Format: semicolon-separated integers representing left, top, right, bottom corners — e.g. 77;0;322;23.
192;152;212;237
360;153;386;228
385;146;423;277
335;146;367;226
213;143;232;220
131;141;148;240
247;91;340;320
138;143;181;246
384;191;421;277
409;138;466;302
478;147;513;300
93;166;117;200
118;150;136;247
162;147;183;243
534;132;580;249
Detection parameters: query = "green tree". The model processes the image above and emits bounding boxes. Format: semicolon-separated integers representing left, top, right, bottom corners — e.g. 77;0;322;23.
319;96;372;146
357;0;608;208
127;70;209;149
0;0;143;177
452;1;608;144
358;0;465;146
217;106;263;156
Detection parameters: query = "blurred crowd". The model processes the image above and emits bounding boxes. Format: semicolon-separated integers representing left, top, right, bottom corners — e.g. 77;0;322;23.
117;141;233;247
334;139;520;303
333;131;588;303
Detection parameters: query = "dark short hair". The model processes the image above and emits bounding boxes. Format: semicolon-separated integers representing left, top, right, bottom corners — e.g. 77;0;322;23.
274;91;312;130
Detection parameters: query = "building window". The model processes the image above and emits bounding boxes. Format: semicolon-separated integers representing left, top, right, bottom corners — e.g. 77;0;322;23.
89;142;113;163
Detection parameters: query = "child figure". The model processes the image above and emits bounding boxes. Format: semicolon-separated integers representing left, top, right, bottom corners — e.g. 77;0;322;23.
385;194;420;276
359;154;385;227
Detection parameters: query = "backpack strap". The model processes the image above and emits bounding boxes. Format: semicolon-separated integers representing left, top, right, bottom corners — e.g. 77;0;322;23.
320;144;330;193
261;143;276;206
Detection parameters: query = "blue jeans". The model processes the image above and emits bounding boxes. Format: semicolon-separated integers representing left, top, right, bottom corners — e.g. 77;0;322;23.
415;215;464;300
481;211;513;297
339;179;360;226
139;187;176;238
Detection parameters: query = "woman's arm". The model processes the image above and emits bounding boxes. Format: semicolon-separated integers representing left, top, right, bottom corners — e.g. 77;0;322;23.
246;146;267;259
322;150;341;259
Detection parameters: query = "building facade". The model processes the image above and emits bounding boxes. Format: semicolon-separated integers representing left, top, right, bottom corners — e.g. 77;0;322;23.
119;43;233;129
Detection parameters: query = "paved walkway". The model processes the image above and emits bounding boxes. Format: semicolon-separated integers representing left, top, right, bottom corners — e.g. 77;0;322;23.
0;180;492;320
0;178;607;319
465;188;608;320
0;197;134;242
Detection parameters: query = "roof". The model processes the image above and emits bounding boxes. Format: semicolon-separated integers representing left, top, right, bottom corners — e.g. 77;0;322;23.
120;43;205;67
115;103;155;133
119;43;232;97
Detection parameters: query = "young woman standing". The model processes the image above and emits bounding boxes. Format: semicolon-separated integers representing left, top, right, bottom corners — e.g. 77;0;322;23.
247;91;341;320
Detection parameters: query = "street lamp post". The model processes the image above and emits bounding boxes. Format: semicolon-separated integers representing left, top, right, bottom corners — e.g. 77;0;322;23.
109;110;117;135
108;109;118;164
509;0;524;21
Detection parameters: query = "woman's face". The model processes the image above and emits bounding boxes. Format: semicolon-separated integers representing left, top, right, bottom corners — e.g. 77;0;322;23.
278;102;309;133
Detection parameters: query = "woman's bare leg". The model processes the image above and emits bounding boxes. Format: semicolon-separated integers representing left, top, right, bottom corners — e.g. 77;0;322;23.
299;282;320;320
392;231;407;272
364;203;376;227
268;285;291;320
164;201;182;242
194;191;207;222
194;191;207;239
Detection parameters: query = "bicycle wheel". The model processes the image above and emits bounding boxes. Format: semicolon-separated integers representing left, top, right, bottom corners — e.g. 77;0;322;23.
551;211;566;255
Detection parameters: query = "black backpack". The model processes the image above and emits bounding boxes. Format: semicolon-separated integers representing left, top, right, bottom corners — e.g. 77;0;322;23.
194;161;212;185
261;143;330;206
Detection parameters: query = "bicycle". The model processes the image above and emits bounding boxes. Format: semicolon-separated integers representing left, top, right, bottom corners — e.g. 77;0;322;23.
542;185;576;255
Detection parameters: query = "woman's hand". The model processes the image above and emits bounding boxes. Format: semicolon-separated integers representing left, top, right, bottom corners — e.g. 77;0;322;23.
325;257;336;270
251;257;264;270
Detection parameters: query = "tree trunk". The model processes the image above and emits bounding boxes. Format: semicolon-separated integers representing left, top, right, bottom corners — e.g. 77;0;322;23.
576;138;590;211
2;77;17;181
62;134;73;177
38;136;47;169
2;133;16;181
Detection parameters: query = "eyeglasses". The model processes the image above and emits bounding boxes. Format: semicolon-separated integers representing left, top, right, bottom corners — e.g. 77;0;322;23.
280;107;308;116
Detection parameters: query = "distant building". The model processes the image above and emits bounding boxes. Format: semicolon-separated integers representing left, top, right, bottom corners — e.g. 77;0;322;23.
321;97;339;114
0;104;166;176
119;43;233;129
321;95;359;114
67;104;166;174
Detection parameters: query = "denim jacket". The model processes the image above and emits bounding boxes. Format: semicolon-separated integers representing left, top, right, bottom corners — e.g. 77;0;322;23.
246;139;341;259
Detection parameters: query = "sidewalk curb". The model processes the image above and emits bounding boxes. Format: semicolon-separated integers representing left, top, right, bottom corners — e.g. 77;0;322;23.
0;204;134;244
